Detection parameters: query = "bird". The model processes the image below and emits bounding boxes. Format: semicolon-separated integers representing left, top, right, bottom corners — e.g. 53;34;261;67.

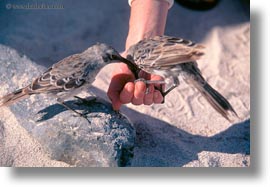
0;43;136;117
126;35;238;121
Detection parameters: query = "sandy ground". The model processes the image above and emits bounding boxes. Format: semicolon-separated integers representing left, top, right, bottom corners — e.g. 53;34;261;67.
0;0;250;166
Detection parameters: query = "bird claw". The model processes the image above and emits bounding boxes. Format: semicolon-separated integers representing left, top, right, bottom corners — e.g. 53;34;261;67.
134;78;166;85
57;101;91;123
73;111;91;123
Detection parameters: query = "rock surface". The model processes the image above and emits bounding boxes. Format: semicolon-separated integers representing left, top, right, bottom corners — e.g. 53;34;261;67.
0;45;135;167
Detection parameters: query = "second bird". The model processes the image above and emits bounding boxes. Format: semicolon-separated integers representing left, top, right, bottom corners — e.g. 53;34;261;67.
126;35;237;121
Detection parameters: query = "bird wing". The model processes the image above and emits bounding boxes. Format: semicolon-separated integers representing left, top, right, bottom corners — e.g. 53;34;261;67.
29;54;86;93
133;36;205;69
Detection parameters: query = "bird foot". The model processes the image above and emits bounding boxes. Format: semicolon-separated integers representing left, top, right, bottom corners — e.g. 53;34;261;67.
58;101;91;123
74;111;91;124
134;78;166;85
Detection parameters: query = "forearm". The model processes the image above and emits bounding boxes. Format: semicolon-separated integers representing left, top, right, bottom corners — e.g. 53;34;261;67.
125;0;169;50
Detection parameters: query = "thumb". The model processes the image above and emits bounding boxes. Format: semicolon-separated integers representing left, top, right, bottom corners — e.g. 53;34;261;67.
107;89;122;111
107;78;123;111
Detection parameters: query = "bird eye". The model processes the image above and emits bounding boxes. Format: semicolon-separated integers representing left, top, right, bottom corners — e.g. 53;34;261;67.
110;54;117;60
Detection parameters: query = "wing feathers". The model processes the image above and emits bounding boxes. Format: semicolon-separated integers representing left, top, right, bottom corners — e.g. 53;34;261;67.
132;36;205;69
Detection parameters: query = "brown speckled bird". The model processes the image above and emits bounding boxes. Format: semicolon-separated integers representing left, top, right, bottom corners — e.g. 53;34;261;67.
126;35;238;121
0;43;135;116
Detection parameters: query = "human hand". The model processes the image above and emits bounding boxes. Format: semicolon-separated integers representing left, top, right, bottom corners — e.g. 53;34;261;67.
107;61;164;110
107;0;169;110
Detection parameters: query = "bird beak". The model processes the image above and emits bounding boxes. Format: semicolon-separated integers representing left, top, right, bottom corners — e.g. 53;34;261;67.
113;55;129;63
114;55;139;79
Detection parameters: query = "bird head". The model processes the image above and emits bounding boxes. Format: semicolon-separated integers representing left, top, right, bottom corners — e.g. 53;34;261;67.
92;43;126;63
82;43;139;78
95;43;139;75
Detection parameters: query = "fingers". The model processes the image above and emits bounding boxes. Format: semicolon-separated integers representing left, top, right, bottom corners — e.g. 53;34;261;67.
107;79;123;111
118;72;164;106
118;81;163;106
143;85;154;105
153;90;164;103
107;64;135;110
132;81;146;105
131;81;163;105
107;66;164;110
120;82;134;104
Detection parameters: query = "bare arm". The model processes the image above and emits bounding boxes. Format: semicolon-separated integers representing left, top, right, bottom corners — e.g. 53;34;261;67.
126;0;169;49
108;0;170;110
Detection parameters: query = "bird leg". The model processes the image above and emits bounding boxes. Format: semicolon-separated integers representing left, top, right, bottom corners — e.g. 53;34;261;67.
134;78;166;96
57;101;85;116
162;77;180;97
57;99;91;123
134;77;179;97
134;78;166;85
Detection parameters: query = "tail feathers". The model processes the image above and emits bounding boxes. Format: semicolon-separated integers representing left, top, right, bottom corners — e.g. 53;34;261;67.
0;87;30;107
192;80;238;122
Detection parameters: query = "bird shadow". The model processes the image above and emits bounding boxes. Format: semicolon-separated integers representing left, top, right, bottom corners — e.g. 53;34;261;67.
36;96;115;122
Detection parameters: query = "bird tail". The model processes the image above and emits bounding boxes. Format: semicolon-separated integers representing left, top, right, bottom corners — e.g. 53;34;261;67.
190;78;238;122
180;62;238;121
0;87;31;107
